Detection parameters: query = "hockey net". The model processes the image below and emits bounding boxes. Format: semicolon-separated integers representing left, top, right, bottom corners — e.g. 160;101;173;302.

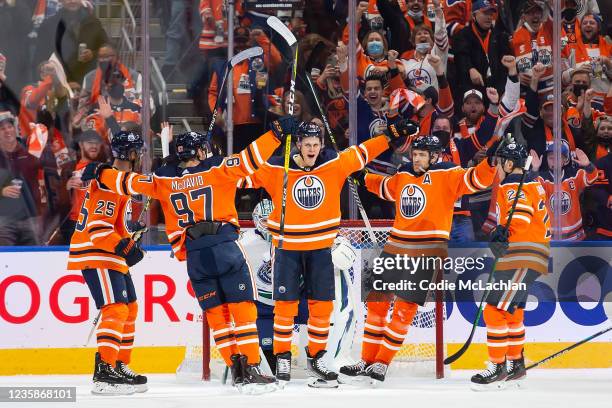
176;220;446;381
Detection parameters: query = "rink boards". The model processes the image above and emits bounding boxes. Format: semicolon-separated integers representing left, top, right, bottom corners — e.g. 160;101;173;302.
0;244;611;374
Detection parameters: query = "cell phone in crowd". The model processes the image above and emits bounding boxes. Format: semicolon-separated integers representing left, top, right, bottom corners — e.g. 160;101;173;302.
78;43;87;56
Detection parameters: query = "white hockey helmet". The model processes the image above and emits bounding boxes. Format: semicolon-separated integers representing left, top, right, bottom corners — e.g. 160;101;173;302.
252;199;274;242
332;235;357;270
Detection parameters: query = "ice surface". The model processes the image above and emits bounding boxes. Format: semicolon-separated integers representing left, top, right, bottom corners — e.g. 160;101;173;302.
1;369;610;408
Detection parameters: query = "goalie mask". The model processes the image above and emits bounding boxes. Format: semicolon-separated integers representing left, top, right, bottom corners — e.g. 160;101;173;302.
253;199;274;242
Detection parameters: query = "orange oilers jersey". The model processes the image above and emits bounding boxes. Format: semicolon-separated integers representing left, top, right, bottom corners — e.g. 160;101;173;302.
495;173;551;275
365;159;496;244
241;136;390;250
67;179;133;273
97;131;281;261
536;165;598;241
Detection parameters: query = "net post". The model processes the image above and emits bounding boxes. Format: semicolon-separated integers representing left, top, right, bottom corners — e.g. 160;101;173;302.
435;268;444;379
202;314;211;381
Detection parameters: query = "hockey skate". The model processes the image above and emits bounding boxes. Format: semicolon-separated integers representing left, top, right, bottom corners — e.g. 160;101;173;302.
275;351;291;387
116;361;148;392
92;353;136;395
505;355;527;388
230;354;244;387
238;355;278;395
471;361;508;391
338;360;370;384
365;362;387;386
305;347;339;388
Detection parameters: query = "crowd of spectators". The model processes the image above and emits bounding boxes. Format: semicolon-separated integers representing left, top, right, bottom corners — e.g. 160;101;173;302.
0;0;611;246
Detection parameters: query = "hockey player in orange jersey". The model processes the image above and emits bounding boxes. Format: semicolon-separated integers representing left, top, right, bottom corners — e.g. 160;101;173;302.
340;134;497;384
81;119;296;394
68;131;148;395
470;141;551;391
240;119;419;387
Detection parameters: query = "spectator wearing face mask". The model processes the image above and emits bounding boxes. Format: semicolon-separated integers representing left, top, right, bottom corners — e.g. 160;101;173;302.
564;13;611;107
522;64;587;165
342;2;401;81
530;144;598;241
398;0;449;92
74;43;142;127
583;114;612;161
561;0;580;47
451;0;512;106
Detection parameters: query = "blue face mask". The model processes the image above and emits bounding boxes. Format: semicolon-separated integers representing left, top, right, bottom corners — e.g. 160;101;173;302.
367;40;384;57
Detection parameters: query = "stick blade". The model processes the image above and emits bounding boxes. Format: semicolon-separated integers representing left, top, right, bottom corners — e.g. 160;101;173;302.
266;16;297;46
230;46;263;67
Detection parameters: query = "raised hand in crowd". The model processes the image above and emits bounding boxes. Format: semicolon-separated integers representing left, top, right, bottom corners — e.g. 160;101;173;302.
572;148;591;168
97;95;113;120
469;68;484;87
529;63;546;91
529;149;543;172
576;88;594;119
357;1;369;21
427;53;444;76
337;42;348;66
501;55;517;77
320;64;339;82
486;87;499;105
388;50;399;70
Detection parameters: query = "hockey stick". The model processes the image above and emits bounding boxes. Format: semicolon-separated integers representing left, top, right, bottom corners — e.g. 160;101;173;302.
444;154;533;365
207;46;264;141
525;326;612;371
84;310;102;346
267;16;298;249
304;74;378;244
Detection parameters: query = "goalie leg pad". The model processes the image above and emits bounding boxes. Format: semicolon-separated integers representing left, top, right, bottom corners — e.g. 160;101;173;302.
207;304;239;366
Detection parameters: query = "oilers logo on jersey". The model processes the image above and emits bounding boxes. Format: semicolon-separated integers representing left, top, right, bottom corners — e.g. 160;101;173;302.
549;191;571;215
400;184;426;219
292;175;325;210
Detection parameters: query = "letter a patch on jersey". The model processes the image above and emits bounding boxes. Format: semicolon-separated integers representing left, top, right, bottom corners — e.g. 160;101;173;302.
423;173;432;185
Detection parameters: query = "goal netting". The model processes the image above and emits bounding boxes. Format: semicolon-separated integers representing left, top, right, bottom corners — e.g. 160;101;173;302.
176;220;446;381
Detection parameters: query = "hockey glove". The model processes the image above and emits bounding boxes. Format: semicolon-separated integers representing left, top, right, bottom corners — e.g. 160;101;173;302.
81;162;112;182
270;115;298;142
351;169;368;187
385;119;420;141
488;226;509;258
128;221;149;242
115;238;145;267
485;139;502;166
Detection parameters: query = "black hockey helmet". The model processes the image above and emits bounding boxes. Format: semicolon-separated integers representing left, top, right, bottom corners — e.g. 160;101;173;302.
175;131;210;161
496;141;528;167
296;121;324;144
111;130;144;160
411;135;444;153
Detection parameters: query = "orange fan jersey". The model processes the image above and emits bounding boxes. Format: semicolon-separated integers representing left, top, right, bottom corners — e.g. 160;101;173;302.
241;136;390;250
536;165;598;241
67;179;133;273
495;173;551;275
364;159;496;246
97;131;281;261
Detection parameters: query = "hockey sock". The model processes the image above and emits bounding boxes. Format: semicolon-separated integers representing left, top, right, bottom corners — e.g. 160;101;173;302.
306;300;334;356
361;301;391;364
228;301;260;365
506;307;525;360
484;304;509;363
206;304;239;366
97;303;128;365
273;300;298;355
375;300;417;365
117;301;138;363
